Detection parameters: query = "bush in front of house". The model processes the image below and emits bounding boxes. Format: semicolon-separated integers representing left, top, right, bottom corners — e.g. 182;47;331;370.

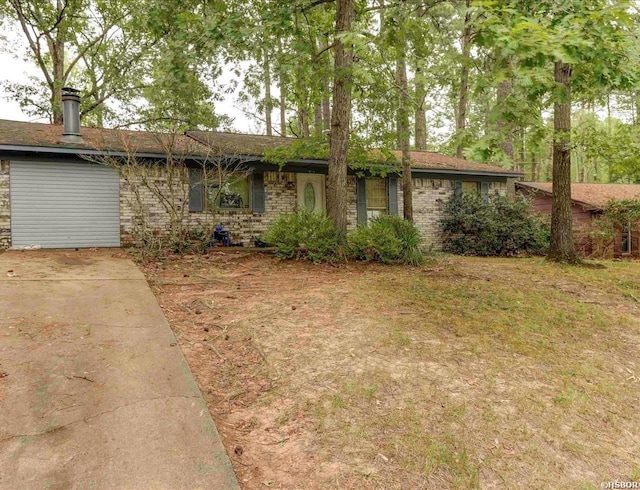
347;215;425;265
441;192;549;256
264;212;425;265
263;209;344;262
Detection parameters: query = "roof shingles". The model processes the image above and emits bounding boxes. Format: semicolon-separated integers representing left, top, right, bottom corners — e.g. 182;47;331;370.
517;182;640;209
0;119;211;156
0;119;522;175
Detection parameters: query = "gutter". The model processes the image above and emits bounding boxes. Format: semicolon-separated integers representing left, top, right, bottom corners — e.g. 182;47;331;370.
0;144;210;161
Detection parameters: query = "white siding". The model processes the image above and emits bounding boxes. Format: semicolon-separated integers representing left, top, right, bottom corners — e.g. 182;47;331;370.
10;161;120;248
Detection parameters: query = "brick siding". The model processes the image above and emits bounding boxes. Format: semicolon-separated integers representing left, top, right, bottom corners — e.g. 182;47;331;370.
0;161;507;250
0;161;9;248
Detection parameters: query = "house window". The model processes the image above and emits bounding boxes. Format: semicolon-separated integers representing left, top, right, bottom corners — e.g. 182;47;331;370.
366;178;387;219
462;181;478;194
205;174;251;210
622;221;632;254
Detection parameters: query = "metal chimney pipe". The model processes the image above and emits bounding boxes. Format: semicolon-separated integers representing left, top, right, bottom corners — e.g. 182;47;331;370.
61;87;83;143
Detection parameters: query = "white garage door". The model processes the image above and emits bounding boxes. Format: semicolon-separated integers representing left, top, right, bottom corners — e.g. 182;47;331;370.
10;161;120;248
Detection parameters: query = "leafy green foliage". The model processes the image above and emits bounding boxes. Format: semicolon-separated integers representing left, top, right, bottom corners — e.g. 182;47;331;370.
263;210;344;262
348;221;403;264
262;135;399;175
348;215;425;265
264;212;424;265
583;198;640;257
441;193;549;256
602;199;640;227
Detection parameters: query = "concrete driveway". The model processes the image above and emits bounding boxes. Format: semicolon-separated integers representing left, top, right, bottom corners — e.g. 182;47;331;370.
0;251;239;490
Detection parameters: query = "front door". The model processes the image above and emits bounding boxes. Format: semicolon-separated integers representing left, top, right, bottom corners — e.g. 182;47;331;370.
297;174;326;213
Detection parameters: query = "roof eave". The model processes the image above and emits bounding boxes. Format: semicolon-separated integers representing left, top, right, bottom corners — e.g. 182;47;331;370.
270;157;523;177
0;144;525;178
0;144;209;161
516;182;603;211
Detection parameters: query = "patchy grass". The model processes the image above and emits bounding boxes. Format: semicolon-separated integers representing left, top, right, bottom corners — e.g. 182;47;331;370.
142;254;640;489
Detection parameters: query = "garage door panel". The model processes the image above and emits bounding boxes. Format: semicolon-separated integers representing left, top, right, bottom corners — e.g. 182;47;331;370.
10;161;120;248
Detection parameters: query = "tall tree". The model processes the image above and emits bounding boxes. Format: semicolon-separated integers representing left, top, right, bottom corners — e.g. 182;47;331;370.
327;0;355;232
455;0;472;158
414;64;428;150
548;61;578;262
2;0;125;123
264;47;273;136
393;2;413;221
477;0;637;262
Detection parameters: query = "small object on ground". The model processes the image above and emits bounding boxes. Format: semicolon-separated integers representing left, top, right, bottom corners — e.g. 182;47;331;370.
0;371;8;378
291;305;297;310
253;237;270;248
195;309;202;315
203;326;210;332
204;342;226;361
212;223;231;247
234;445;243;455
6;270;17;277
169;342;177;347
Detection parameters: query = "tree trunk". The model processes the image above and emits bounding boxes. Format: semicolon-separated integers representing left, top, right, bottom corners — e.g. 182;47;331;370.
49;0;68;124
496;76;514;165
314;105;323;137
548;61;578;263
531;157;538;181
395;5;412;222
299;107;310;137
414;65;427;150
279;72;287;136
264;49;273;136
321;37;331;132
327;0;355;232
51;52;64;125
517;128;525;172
455;0;472;159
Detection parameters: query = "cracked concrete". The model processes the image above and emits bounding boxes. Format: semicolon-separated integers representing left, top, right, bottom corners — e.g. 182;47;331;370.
0;251;239;489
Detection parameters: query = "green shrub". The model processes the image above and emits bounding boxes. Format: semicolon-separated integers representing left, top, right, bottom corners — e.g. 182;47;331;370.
348;221;403;264
263;210;344;262
441;192;549;256
347;215;425;265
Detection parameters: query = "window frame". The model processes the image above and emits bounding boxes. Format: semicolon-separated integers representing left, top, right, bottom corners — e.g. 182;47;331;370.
204;173;252;212
365;177;388;213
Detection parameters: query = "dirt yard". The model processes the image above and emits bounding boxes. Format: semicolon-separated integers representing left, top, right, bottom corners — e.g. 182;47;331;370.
142;252;640;489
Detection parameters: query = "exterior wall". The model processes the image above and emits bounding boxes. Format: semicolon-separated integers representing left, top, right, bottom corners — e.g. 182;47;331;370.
515;186;640;258
120;170;359;246
0;161;9;248
0;159;509;251
120;170;298;246
400;178;507;250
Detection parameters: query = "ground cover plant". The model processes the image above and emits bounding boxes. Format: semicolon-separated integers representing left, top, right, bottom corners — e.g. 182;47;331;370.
264;211;425;265
143;253;640;489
